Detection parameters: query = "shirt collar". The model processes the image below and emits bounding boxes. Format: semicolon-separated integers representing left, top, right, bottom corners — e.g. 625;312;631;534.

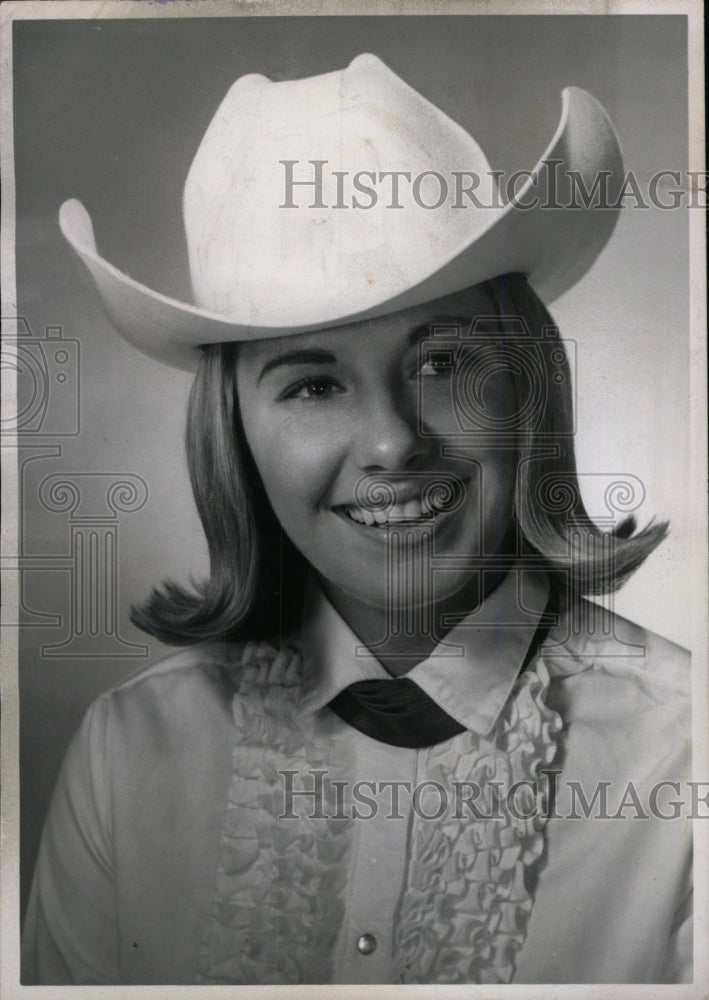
298;564;550;738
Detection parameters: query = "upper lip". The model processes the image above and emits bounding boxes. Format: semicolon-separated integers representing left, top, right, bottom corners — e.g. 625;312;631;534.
333;478;467;511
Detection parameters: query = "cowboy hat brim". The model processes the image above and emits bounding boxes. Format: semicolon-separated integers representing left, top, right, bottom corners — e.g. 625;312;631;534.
59;86;623;371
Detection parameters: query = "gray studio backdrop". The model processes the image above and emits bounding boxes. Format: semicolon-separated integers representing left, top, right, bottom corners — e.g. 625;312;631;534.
12;15;688;919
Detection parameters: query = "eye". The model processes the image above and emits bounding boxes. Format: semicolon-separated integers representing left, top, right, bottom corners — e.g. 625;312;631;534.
279;376;344;401
416;349;457;379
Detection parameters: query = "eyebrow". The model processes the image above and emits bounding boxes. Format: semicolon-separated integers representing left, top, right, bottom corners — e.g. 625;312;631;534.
257;348;338;383
256;313;492;382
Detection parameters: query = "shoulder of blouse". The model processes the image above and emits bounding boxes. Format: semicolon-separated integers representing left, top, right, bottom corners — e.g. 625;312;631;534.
113;635;296;688
85;636;302;730
543;596;691;697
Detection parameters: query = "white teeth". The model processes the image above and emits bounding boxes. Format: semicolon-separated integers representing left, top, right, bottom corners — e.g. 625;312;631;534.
344;496;443;527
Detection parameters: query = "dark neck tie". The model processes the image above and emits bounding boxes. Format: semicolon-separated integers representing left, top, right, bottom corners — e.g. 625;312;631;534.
329;596;557;749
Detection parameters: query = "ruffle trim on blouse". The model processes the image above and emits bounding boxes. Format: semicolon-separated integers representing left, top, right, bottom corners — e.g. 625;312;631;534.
392;656;562;985
196;641;353;985
196;640;562;985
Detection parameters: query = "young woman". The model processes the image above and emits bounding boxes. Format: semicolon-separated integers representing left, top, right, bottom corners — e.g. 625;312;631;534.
21;54;691;985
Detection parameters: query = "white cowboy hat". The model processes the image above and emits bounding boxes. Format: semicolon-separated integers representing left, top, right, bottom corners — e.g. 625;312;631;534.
59;53;624;371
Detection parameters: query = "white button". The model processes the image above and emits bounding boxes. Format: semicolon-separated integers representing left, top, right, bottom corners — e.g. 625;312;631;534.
356;933;377;955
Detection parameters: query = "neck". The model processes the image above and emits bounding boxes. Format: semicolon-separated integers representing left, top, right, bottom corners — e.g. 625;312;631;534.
318;561;509;678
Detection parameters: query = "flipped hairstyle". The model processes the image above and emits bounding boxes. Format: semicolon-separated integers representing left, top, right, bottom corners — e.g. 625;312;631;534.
131;274;667;645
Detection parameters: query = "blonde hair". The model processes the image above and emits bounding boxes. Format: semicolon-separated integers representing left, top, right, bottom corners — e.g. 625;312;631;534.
131;275;667;644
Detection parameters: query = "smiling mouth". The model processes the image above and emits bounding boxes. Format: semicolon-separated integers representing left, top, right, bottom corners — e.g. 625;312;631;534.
339;490;461;528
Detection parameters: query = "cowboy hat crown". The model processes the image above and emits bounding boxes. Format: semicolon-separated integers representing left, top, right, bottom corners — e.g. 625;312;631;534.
59;53;624;369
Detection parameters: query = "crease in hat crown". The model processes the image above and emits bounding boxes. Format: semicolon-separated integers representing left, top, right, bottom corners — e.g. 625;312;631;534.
182;53;496;325
58;52;625;370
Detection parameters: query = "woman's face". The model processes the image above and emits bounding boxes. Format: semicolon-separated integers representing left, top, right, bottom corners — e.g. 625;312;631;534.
237;285;520;611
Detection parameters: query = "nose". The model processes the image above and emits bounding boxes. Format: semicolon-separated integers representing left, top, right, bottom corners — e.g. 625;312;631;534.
354;390;429;471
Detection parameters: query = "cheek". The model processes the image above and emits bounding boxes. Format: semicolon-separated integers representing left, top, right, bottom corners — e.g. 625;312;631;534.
422;365;519;437
473;450;518;506
239;404;343;522
477;368;520;429
442;369;519;508
476;373;519;504
453;439;517;533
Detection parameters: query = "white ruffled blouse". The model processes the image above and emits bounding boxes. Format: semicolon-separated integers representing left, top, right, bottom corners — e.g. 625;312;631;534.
22;570;692;985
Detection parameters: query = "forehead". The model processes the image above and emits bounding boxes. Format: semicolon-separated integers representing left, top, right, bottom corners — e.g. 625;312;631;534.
238;283;498;366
